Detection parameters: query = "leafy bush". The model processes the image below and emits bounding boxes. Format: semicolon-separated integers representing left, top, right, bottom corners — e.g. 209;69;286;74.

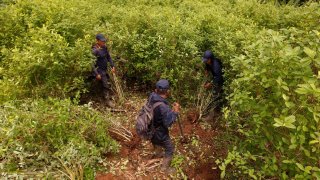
1;0;319;179
217;3;320;179
0;0;103;102
0;98;119;175
1;27;93;100
220;27;320;179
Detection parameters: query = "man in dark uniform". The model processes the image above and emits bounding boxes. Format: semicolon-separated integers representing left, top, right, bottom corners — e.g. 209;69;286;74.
202;50;224;119
148;79;180;173
92;33;116;107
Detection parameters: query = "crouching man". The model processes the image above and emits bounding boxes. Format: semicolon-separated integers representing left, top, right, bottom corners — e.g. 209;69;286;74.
202;50;224;120
148;79;180;173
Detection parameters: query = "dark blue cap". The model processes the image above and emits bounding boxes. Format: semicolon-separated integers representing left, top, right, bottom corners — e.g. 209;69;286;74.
156;79;170;90
96;33;106;42
202;50;213;63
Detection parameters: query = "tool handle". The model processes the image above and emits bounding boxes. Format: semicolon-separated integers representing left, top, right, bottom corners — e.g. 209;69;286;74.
177;115;184;137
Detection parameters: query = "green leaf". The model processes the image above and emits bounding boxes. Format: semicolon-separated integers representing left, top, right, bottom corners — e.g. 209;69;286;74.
282;94;289;101
305;166;312;174
282;172;289;179
285;123;296;129
285;101;295;108
296;163;304;171
312;172;320;179
275;118;282;123
276;77;283;85
274;116;296;129
310;83;316;90
295;85;309;95
312;167;320;171
289;144;297;149
302;126;308;132
285;115;296;124
273;118;283;127
314;113;320;123
282;160;292;164
303;149;310;157
283;115;296;129
309;140;319;145
248;169;257;180
282;85;289;91
304;47;316;59
221;169;225;179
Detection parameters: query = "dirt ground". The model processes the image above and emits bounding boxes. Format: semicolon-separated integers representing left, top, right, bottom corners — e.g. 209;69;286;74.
82;91;222;180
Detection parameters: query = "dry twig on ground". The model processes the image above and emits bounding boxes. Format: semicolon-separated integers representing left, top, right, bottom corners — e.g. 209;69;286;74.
107;118;133;142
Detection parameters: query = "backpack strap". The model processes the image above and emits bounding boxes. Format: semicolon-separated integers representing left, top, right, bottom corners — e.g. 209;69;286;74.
146;95;153;106
150;101;165;131
152;101;164;110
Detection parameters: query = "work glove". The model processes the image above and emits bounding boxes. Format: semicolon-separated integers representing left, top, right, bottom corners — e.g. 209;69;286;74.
204;82;213;89
96;74;101;80
172;102;181;113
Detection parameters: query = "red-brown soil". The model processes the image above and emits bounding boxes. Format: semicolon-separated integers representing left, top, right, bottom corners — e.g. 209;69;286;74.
89;92;222;179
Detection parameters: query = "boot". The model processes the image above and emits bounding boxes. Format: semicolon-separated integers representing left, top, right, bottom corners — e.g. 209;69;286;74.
106;99;115;108
152;145;164;159
203;110;215;121
104;91;115;108
161;156;175;174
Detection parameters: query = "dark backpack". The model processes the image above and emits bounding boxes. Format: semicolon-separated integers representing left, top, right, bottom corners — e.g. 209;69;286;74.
136;99;164;140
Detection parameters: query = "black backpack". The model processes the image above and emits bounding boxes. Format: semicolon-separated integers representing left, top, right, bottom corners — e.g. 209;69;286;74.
136;98;164;140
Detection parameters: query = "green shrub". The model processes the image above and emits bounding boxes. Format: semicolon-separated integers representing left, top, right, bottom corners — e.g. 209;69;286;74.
1;0;319;179
0;98;119;174
219;27;320;179
0;0;103;102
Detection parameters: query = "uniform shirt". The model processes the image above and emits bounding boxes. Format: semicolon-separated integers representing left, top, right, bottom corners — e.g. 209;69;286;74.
205;58;223;86
148;92;178;142
92;44;114;74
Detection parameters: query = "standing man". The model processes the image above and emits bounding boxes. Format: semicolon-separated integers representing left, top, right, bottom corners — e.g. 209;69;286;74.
202;50;224;115
148;79;180;173
92;33;116;107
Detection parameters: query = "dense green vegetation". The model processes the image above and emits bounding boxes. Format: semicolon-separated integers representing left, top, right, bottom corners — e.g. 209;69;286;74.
1;0;319;178
0;98;119;178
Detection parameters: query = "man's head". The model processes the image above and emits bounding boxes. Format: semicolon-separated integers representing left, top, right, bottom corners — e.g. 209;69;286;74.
202;50;213;64
155;79;170;97
96;33;106;46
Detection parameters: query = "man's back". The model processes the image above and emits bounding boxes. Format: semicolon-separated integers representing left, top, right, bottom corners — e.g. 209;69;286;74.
148;92;177;142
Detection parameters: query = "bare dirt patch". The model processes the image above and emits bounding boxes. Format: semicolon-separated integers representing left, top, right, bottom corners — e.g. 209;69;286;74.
83;92;222;179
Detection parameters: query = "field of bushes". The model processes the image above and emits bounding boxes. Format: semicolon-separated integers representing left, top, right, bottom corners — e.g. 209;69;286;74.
0;0;319;178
